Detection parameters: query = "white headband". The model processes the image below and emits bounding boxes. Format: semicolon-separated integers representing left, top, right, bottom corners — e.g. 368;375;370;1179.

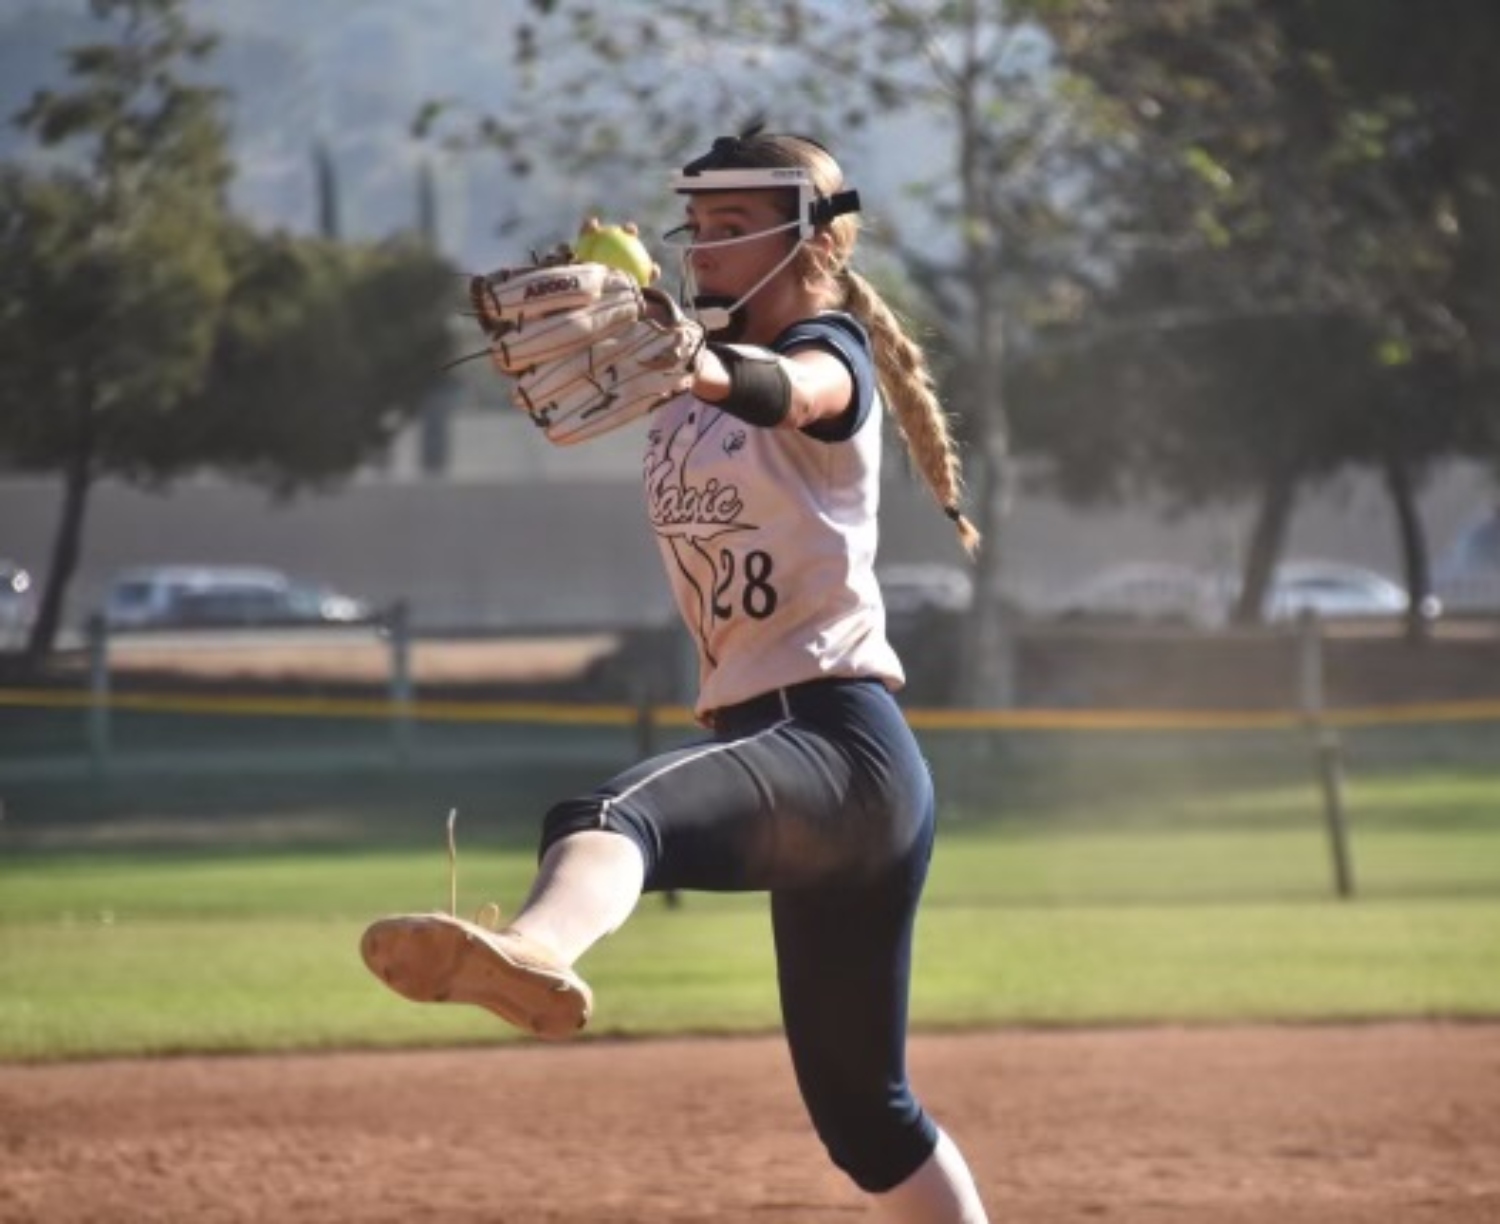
669;166;859;241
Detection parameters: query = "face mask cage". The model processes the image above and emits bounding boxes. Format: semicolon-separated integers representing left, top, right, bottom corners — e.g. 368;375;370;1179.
661;166;861;332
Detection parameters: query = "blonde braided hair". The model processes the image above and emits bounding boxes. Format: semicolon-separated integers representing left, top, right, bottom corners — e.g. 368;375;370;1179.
716;131;980;556
837;267;981;557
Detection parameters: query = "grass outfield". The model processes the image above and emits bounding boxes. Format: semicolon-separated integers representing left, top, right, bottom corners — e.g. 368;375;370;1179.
2;770;1498;1061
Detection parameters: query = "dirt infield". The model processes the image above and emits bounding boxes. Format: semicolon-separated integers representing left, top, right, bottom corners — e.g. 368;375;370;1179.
3;1024;1497;1223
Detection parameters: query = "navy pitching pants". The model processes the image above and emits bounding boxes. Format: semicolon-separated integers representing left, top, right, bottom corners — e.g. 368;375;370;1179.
540;676;940;1193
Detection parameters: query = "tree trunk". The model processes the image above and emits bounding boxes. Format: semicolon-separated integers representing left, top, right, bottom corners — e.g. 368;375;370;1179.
953;3;1016;709
961;415;1016;708
955;254;1017;708
1231;469;1298;624
24;433;94;669
1381;453;1432;643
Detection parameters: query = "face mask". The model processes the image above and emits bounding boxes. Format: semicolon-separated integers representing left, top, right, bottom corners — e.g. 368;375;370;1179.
661;220;807;337
666;162;861;335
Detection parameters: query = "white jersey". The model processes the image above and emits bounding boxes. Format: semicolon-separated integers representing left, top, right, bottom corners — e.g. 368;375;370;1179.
641;313;904;718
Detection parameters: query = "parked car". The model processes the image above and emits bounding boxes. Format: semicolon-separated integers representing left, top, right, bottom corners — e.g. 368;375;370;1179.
877;563;974;617
1433;507;1500;615
103;565;374;630
280;583;374;625
1052;562;1228;628
1263;560;1430;622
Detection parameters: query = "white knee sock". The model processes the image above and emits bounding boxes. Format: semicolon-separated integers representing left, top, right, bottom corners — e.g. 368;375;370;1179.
506;831;646;966
871;1130;989;1223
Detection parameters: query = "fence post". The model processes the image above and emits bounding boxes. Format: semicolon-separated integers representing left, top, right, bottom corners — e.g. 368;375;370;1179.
1298;612;1355;899
1297;609;1325;718
86;612;110;778
632;676;656;760
387;599;413;764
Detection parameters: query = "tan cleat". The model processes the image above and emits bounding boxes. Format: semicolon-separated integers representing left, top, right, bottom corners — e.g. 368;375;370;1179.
360;913;592;1041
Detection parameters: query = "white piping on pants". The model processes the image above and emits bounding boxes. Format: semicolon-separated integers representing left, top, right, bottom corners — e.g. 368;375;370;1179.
595;719;792;828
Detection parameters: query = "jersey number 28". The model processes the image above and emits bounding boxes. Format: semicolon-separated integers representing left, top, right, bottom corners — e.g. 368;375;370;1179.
713;549;779;621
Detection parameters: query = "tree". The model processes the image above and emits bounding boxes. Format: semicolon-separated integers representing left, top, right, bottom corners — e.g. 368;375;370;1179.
1014;0;1500;634
1272;0;1500;623
1;0;234;665
313;139;341;240
1277;0;1500;389
184;227;455;493
0;0;455;666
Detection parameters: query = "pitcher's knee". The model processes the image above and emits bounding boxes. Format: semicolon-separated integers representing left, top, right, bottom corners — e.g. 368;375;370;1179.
540;796;658;876
809;1092;937;1193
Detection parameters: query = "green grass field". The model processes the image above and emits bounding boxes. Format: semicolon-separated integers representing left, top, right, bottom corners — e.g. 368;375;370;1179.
3;766;1498;1062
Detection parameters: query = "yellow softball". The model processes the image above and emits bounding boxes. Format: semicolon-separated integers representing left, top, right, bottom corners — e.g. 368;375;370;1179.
574;217;658;286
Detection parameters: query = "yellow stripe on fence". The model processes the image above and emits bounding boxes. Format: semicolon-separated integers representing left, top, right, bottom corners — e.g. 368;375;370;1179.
903;707;1304;732
0;688;640;726
5;688;1500;732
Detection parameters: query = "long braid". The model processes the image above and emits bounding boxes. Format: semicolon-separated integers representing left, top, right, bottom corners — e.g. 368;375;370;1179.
840;268;981;556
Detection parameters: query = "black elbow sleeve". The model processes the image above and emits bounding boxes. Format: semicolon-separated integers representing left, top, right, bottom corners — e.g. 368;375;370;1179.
706;343;791;428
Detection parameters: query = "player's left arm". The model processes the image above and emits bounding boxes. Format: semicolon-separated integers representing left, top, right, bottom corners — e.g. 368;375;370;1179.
692;344;852;431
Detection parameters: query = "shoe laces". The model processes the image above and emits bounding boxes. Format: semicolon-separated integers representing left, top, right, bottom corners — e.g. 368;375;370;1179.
446;809;503;932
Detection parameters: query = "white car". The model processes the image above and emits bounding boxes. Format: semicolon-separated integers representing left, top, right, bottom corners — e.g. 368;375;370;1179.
1264;560;1426;622
1053;562;1227;628
877;563;974;616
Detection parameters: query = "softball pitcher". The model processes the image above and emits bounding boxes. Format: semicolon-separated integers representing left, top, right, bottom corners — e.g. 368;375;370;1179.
362;127;988;1222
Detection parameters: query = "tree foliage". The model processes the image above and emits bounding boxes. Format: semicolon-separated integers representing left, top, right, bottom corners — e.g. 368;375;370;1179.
0;0;454;665
1013;0;1500;628
190;229;454;495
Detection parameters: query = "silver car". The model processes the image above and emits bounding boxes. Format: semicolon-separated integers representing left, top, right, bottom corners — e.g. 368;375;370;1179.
1264;560;1430;622
104;565;373;630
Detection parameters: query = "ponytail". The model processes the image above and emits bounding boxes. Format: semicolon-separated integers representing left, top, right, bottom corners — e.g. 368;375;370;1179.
839;268;981;556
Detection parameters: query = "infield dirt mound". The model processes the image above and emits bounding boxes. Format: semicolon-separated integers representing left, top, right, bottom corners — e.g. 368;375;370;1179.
2;1023;1497;1222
